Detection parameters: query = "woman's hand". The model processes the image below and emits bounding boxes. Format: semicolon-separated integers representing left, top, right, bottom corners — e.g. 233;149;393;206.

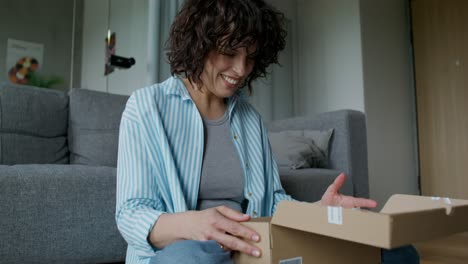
186;206;262;257
150;206;262;258
321;173;377;208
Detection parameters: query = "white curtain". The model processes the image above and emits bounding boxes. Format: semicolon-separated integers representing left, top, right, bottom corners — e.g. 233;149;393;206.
147;0;184;85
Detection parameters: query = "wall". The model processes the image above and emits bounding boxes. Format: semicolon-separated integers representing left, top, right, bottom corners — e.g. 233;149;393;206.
360;0;419;206
79;0;296;107
80;0;108;92
71;0;84;89
247;0;297;122
295;0;365;115
294;0;419;207
0;0;76;90
81;0;149;95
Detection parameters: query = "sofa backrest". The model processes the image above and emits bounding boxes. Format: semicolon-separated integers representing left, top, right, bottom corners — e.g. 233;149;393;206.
68;88;129;167
0;83;69;164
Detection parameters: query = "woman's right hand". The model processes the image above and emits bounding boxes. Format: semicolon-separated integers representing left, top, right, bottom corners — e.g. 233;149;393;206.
149;206;262;257
186;206;261;257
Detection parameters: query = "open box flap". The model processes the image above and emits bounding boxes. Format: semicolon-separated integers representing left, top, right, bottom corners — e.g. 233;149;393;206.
381;194;468;214
272;195;468;249
382;195;468;248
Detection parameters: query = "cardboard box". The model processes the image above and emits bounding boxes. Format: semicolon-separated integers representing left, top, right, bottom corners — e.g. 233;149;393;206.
233;194;468;264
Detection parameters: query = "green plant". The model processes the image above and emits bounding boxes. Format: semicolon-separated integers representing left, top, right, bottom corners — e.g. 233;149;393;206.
27;72;63;88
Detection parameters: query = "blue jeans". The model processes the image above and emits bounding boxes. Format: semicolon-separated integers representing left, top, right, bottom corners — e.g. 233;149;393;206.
150;240;419;264
382;245;420;264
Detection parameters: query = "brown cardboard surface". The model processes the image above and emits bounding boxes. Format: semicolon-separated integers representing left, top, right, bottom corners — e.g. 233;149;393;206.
271;225;380;264
380;194;468;214
234;194;468;264
233;218;271;264
271;195;468;249
271;201;393;248
379;195;468;248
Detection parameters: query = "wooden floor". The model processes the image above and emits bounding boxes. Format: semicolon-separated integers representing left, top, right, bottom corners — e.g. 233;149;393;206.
415;232;468;264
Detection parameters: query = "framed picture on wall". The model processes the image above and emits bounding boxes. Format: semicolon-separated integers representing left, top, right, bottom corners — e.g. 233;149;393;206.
5;38;44;85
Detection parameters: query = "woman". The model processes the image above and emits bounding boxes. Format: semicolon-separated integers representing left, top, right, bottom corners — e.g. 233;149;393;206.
115;0;381;263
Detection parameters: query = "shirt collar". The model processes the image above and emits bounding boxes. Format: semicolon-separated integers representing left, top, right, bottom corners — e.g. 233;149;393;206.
227;89;247;117
165;76;192;101
166;75;247;115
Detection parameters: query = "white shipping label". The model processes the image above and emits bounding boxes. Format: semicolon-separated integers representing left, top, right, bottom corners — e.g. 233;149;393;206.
279;256;302;264
327;206;343;225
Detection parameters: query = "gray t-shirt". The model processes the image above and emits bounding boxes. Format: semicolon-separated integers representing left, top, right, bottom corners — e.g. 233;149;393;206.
197;111;245;212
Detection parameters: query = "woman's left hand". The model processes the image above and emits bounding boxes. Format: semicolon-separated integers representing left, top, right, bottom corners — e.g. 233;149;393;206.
321;173;377;209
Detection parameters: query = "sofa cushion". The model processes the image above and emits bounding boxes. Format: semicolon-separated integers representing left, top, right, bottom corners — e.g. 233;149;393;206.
0;83;69;165
68;88;129;167
0;164;126;263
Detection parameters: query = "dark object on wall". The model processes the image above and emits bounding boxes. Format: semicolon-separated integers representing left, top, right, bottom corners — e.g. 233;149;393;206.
105;32;116;75
109;55;135;69
104;32;135;75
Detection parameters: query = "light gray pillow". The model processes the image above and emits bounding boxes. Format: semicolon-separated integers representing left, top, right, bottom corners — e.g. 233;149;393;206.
0;83;69;165
268;129;334;169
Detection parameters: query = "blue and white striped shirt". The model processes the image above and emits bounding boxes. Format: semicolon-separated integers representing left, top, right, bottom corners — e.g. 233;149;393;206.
115;76;292;264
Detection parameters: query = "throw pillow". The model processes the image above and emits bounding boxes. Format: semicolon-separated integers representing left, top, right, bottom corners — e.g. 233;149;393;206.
0;83;69;165
268;129;334;169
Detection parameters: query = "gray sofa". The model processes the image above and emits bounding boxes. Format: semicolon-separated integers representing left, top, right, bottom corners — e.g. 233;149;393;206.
0;83;369;263
0;84;128;264
269;110;370;202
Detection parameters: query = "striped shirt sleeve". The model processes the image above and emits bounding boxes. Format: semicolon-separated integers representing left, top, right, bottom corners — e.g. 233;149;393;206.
115;97;165;258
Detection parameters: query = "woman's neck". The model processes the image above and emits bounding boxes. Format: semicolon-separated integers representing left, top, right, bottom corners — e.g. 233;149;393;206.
183;78;227;120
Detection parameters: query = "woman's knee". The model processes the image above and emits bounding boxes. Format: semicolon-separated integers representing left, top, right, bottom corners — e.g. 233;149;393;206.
152;240;233;264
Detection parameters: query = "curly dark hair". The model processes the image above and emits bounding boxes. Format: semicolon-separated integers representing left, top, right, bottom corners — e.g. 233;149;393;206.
166;0;286;92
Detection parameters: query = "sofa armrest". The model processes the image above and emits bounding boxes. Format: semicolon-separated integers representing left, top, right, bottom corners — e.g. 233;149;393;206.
268;110;370;198
0;164;126;264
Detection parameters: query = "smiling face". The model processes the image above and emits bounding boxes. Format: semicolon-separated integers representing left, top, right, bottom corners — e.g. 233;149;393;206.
199;45;256;99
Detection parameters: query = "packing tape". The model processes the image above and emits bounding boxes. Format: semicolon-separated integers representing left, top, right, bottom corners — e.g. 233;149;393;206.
431;196;452;204
327;206;343;225
279;256;303;264
443;197;452;204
